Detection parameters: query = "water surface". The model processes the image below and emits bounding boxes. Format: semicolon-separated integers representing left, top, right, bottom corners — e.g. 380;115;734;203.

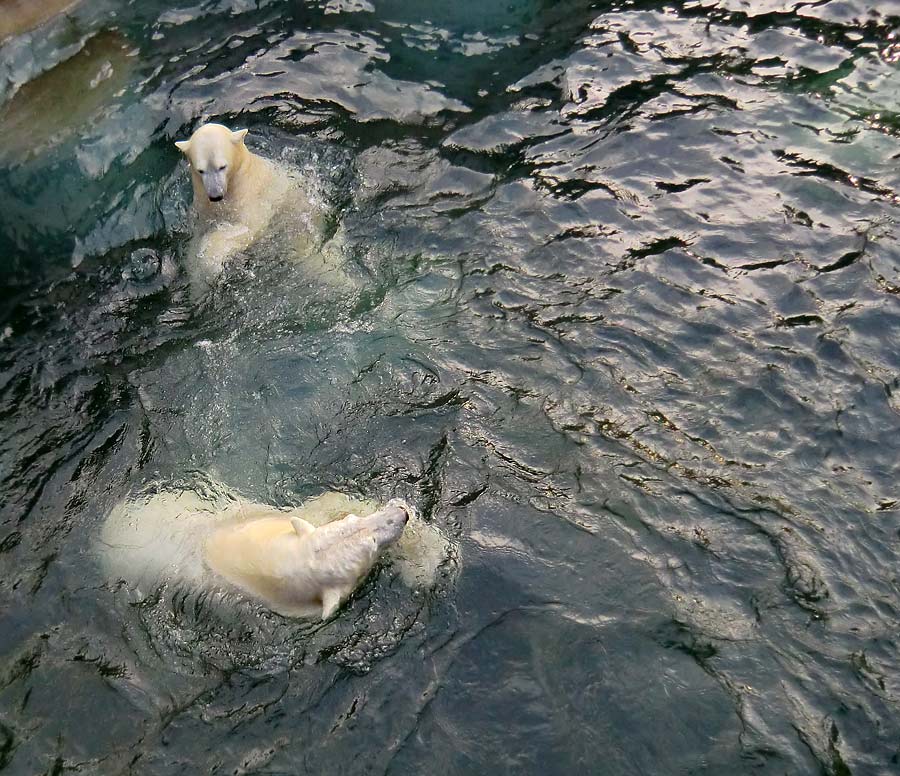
1;1;899;773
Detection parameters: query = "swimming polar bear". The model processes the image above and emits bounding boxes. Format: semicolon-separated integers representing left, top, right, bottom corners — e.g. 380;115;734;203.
204;499;409;619
98;487;449;619
174;122;326;290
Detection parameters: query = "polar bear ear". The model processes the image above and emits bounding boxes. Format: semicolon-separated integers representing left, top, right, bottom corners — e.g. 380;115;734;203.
290;516;314;537
230;128;249;145
174;139;190;154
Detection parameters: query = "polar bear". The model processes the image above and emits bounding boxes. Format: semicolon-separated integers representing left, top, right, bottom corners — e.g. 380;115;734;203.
204;500;409;619
174;122;324;290
98;487;449;619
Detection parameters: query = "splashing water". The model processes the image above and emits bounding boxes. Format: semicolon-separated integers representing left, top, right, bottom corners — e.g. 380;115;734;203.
2;1;900;774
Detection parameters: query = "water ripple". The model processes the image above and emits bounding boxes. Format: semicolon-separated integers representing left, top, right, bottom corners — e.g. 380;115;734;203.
2;0;900;773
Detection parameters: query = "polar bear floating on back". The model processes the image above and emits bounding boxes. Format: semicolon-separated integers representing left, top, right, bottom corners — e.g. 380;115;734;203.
174;122;333;291
98;487;449;620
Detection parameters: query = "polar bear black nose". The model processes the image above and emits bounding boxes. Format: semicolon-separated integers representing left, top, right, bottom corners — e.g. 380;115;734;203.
209;195;224;202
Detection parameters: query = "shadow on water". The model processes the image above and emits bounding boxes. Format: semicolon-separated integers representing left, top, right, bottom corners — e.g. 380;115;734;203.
1;0;900;773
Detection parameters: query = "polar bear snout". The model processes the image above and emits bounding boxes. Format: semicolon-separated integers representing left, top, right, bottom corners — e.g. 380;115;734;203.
202;170;228;202
386;500;411;525
368;500;411;548
388;500;410;522
381;502;410;527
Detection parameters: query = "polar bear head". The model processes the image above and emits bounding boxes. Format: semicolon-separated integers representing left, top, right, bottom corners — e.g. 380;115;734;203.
174;123;249;203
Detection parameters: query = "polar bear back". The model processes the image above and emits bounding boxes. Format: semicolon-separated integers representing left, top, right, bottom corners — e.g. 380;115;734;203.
204;511;389;618
204;516;323;618
97;486;451;617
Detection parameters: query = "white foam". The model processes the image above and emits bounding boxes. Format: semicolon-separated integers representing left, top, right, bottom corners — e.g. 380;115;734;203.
389;506;452;589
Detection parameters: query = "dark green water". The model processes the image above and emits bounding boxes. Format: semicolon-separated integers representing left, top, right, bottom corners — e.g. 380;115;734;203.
1;0;900;773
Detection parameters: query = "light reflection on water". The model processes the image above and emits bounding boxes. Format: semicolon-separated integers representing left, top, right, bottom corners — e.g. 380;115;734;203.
1;1;899;773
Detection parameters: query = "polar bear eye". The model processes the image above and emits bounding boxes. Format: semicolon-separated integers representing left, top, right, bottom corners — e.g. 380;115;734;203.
197;168;206;174
218;164;227;171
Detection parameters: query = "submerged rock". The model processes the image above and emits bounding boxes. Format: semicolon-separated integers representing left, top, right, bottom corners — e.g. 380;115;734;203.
0;0;81;42
0;30;135;163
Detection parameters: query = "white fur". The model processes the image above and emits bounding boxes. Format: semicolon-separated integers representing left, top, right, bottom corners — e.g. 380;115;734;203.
174;123;319;288
98;488;449;619
204;500;409;619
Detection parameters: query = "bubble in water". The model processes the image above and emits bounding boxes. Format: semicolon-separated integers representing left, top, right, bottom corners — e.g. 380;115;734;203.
124;247;161;283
